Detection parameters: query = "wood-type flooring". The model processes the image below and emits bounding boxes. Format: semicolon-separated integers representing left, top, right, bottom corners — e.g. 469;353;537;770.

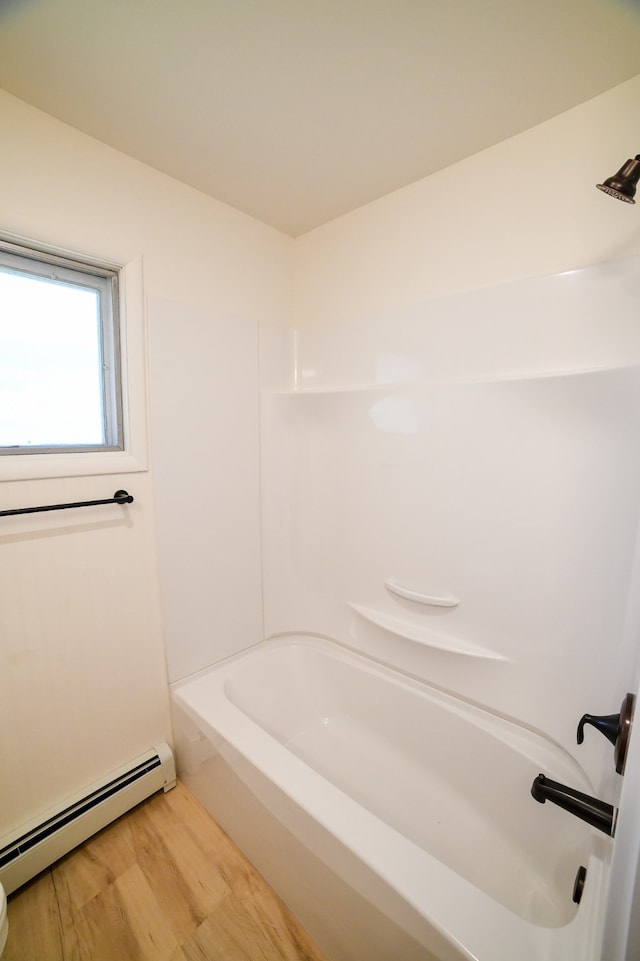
4;780;328;961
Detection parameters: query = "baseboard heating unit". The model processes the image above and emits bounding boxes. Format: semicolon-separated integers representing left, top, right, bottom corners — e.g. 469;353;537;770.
0;742;176;895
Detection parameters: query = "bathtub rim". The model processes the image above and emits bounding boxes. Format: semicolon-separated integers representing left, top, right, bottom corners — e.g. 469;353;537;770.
177;631;592;787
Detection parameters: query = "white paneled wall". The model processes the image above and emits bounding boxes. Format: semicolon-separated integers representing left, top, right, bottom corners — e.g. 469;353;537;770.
0;474;168;831
148;297;263;682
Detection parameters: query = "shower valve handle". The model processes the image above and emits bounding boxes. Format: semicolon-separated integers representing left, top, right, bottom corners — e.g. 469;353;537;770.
577;692;635;775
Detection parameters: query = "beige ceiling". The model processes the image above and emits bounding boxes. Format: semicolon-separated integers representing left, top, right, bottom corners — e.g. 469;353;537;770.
1;0;640;236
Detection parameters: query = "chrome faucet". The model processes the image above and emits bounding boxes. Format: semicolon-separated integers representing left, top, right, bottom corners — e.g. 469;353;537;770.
530;773;615;836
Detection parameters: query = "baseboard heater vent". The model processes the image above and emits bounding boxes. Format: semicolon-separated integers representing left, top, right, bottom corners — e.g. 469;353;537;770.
0;742;176;895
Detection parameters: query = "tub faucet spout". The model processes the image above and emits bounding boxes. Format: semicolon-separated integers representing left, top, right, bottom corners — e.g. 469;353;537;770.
531;773;615;836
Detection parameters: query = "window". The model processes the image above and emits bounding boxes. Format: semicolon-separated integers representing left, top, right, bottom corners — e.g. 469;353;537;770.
0;239;123;454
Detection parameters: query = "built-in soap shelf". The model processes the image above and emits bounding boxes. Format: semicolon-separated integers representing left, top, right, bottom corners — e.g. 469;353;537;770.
384;579;459;608
348;603;506;661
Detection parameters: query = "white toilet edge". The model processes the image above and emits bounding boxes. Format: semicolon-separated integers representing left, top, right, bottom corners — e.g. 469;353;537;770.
0;882;8;957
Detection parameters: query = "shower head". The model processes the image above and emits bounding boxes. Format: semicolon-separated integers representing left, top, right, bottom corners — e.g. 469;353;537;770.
596;155;640;204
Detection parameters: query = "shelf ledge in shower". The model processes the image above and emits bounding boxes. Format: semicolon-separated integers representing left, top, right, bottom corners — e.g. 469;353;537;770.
348;603;506;661
269;382;408;395
267;367;635;396
384;579;459;608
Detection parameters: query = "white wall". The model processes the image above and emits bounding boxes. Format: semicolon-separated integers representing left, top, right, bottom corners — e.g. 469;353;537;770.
293;74;640;328
0;90;291;835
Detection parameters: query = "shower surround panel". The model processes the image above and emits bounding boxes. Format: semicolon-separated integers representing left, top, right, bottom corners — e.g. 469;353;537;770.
261;256;640;793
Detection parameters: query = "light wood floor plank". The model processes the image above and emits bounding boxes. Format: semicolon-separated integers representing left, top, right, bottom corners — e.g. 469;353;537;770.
163;783;239;865
182;891;283;961
164;783;325;961
129;797;228;942
136;791;229;919
54;811;137;908
4;780;329;961
50;866;91;961
113;863;182;961
3;872;64;961
76;865;155;961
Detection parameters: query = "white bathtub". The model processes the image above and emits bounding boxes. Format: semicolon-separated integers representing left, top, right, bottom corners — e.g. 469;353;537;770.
171;635;610;961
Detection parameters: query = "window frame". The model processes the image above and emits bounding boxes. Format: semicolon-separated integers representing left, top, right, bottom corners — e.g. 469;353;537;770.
0;238;124;455
0;232;148;482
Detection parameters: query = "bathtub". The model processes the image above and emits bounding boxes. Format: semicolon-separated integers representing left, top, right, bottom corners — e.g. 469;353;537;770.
171;635;610;961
